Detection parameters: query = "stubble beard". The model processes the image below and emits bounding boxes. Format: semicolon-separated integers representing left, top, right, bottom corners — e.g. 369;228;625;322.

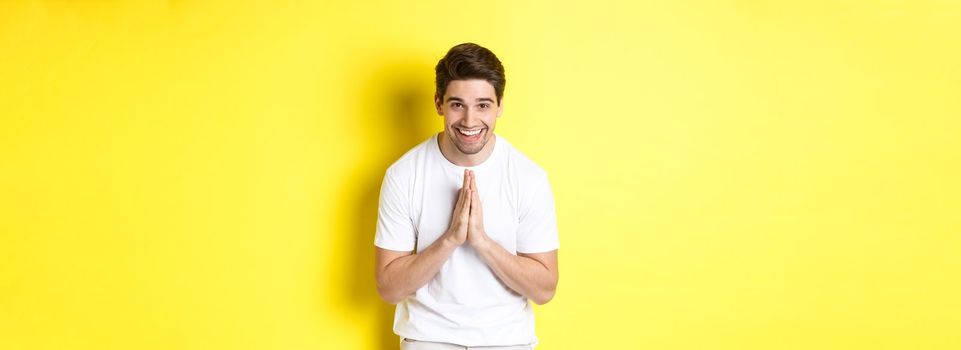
448;128;490;155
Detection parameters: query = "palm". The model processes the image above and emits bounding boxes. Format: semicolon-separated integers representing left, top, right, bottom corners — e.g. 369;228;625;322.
466;170;487;246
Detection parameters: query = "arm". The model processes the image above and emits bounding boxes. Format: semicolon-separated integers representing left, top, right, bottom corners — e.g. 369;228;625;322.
474;242;559;305
375;169;473;304
375;237;459;304
464;170;559;305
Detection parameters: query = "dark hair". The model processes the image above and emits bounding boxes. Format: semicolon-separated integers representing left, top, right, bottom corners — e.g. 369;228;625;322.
435;43;506;105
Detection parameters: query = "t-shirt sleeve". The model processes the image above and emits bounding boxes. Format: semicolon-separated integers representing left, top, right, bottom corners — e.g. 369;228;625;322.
516;171;560;253
374;168;416;251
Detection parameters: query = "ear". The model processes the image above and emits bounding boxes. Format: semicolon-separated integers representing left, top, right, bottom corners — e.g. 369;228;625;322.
434;93;443;116
496;98;504;118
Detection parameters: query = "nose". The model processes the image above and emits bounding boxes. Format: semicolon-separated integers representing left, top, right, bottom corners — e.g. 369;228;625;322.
464;107;479;125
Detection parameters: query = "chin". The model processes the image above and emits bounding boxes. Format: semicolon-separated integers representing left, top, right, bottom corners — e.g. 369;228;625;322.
456;145;483;155
446;127;492;155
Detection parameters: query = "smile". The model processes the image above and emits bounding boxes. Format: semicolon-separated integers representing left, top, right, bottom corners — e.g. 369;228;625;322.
458;128;483;136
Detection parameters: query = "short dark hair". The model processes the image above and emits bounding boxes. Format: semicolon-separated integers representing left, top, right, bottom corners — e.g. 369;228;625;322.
435;43;506;105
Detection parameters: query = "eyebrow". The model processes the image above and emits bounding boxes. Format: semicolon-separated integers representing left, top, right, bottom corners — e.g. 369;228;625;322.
445;96;496;103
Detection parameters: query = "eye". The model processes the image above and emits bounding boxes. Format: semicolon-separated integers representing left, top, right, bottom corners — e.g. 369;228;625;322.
451;102;463;108
478;103;490;109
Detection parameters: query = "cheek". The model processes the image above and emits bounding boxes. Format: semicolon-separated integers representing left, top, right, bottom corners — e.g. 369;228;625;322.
445;110;466;122
443;116;459;128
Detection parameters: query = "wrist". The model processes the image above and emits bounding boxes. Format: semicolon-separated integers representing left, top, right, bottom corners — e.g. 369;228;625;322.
442;231;463;248
470;232;494;252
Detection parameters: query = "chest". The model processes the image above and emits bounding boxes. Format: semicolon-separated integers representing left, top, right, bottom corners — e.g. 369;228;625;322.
411;169;520;253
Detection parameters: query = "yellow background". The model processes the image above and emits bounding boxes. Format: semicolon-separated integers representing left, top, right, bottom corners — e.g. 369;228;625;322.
2;1;959;349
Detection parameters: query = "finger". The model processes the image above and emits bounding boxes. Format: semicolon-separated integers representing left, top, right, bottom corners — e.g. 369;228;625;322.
468;173;477;208
474;185;484;218
462;189;472;218
470;171;478;200
470;184;479;210
463;168;469;191
470;170;477;192
467;171;474;210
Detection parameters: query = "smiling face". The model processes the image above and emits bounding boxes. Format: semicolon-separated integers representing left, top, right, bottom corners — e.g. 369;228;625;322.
435;79;503;156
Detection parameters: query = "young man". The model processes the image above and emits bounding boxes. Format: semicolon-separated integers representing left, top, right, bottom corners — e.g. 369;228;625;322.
374;43;559;349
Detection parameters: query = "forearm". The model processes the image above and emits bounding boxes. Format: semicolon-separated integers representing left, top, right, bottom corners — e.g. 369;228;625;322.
473;239;558;304
377;234;459;304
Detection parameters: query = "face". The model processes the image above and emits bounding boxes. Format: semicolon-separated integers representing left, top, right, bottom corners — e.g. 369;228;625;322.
435;79;503;155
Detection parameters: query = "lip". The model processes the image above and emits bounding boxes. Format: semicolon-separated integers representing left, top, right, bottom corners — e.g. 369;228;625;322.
454;126;485;142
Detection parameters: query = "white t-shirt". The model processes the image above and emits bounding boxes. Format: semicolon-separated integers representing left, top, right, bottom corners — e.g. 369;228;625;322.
374;132;560;347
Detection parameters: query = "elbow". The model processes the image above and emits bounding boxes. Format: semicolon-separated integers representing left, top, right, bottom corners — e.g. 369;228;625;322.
531;274;558;305
376;281;406;305
377;287;403;305
375;272;397;304
531;288;556;305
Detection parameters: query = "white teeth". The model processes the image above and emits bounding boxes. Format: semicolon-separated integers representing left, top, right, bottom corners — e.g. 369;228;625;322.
458;128;482;136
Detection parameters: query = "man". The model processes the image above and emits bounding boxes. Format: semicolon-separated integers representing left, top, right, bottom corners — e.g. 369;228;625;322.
374;43;559;350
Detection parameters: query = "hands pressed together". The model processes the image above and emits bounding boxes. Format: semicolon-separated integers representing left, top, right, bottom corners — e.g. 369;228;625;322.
446;169;490;249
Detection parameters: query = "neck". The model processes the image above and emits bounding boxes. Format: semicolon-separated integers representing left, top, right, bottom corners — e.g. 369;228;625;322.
437;131;496;167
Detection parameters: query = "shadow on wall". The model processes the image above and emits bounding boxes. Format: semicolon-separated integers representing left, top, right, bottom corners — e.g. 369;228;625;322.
336;55;436;350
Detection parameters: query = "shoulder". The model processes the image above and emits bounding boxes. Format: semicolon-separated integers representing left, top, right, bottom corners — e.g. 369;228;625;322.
384;135;434;181
499;135;550;184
